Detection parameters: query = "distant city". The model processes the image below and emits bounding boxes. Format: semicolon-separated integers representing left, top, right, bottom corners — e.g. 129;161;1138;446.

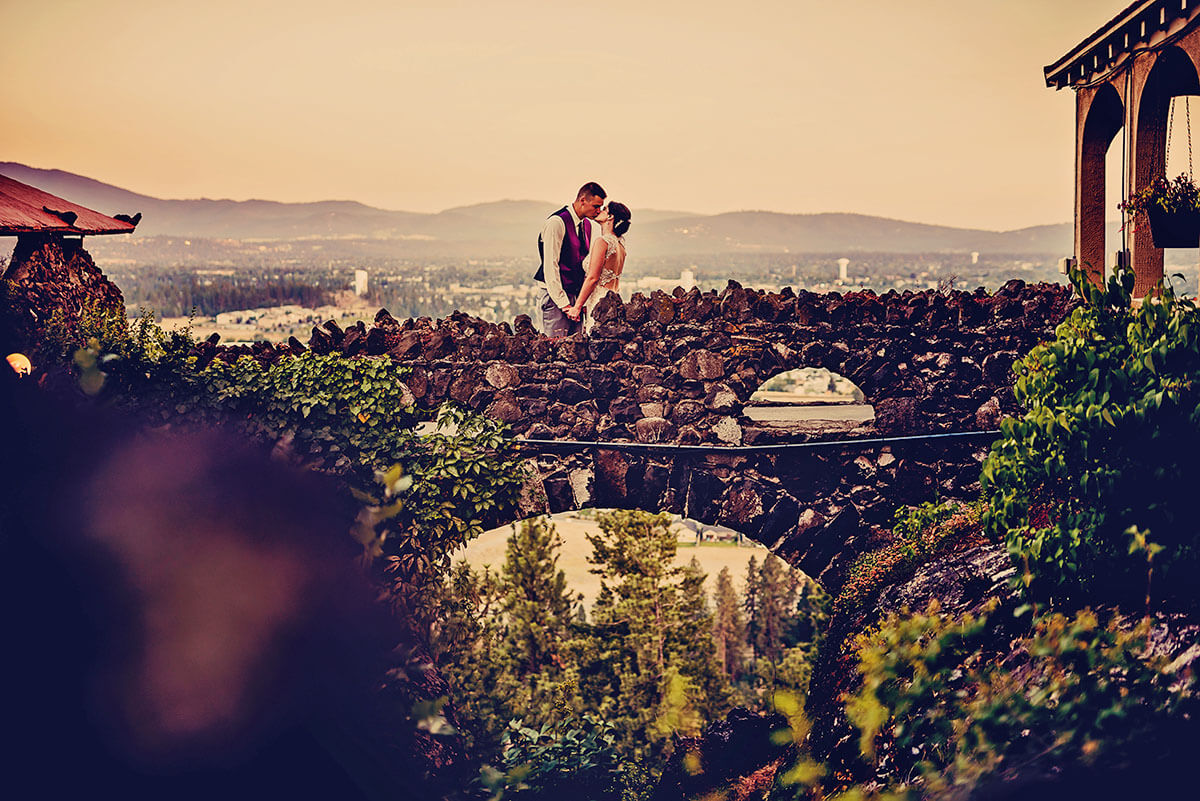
87;235;1105;345
9;161;1200;344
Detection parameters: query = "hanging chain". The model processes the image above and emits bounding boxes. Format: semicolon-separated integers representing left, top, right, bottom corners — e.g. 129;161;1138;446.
1168;96;1174;168
1164;97;1194;178
1187;95;1194;178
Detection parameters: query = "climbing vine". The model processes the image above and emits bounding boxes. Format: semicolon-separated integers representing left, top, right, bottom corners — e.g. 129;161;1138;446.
982;266;1200;609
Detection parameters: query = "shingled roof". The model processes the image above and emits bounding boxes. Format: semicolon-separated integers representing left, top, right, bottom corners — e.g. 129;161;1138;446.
0;173;136;236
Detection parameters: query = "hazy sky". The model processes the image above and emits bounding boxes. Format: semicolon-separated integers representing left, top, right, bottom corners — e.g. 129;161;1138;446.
1;0;1132;229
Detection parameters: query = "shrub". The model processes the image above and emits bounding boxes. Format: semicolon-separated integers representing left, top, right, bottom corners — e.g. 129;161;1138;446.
481;714;630;800
982;266;1200;609
845;603;1193;798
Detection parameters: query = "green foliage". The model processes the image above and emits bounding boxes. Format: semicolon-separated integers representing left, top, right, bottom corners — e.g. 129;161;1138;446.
43;301;134;360
582;511;731;761
500;517;580;677
890;500;957;550
844;603;1193;798
59;310;529;647
982;265;1200;608
481;713;630;801
428;560;511;754
834;501;983;619
711;566;749;681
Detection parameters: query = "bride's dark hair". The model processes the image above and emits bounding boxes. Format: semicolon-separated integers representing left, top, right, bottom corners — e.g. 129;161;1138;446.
609;202;632;237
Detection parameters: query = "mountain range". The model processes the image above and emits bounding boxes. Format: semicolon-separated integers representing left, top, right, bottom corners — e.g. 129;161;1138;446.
0;162;1078;256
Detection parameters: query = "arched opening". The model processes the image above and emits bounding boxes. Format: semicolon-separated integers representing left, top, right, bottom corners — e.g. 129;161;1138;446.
444;509;827;746
1164;93;1200;296
744;367;874;433
458;510;781;610
1133;46;1200;295
1080;83;1123;284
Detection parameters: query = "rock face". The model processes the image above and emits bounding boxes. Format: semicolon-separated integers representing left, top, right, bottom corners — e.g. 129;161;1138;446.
806;543;1024;776
803;539;1200;796
1;234;126;359
162;280;1074;590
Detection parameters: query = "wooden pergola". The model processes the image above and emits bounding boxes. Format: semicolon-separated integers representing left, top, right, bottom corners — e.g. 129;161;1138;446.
1045;0;1200;295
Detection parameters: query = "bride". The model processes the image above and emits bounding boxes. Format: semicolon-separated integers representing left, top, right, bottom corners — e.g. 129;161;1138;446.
567;201;631;332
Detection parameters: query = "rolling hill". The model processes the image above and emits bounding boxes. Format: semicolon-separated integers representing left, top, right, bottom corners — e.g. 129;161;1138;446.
1;161;1077;255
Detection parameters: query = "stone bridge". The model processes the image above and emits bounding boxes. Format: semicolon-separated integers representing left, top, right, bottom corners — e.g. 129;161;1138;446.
3;235;1072;590
268;279;1072;590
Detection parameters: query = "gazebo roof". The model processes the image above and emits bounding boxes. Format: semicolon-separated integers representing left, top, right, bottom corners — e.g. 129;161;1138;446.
1044;0;1200;90
0;173;136;236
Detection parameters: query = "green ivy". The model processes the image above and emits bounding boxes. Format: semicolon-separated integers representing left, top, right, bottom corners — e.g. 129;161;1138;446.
981;265;1200;608
63;310;530;640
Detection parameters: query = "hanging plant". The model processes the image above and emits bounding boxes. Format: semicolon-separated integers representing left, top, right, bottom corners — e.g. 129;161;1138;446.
1119;173;1200;248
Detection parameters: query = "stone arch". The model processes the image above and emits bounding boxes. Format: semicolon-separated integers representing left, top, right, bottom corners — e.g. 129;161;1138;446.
1079;83;1124;285
744;367;872;435
1133;45;1200;295
215;282;1075;591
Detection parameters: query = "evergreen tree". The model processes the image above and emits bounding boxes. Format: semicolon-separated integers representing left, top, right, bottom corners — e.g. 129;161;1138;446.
755;554;798;663
676;557;732;719
711;565;748;681
500;516;577;677
743;554;762;661
497;517;583;730
428;561;510;753
583;510;730;759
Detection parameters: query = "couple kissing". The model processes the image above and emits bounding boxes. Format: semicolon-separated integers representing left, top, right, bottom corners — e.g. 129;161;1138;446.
534;181;632;336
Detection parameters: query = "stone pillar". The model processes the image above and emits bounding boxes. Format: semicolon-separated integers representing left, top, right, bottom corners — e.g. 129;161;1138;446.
0;234;126;360
1077;84;1124;287
1131;52;1168;297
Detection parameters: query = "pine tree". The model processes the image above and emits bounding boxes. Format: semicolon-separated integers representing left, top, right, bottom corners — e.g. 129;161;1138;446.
743;554;762;661
755;554;797;664
500;516;576;677
583;510;730;759
496;516;582;729
711;565;748;681
428;560;510;753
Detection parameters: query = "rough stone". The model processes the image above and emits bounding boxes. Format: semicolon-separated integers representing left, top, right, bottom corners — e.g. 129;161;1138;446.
712;416;743;445
680;350;726;381
484;362;519;389
974;396;1002;429
634;417;677;443
705;384;739;413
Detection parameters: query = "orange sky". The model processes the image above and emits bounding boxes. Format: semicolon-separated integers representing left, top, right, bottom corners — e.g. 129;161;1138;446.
0;0;1133;229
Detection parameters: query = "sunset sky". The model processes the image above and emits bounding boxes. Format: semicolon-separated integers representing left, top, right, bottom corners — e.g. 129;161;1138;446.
1;0;1132;230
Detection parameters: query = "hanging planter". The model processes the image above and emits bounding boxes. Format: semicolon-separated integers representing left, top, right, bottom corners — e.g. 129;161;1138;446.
1147;204;1200;248
1120;174;1200;249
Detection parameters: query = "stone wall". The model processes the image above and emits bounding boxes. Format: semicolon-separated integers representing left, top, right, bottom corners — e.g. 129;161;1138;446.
187;279;1074;590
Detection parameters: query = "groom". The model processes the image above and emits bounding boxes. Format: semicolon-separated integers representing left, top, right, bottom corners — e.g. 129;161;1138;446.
535;181;606;336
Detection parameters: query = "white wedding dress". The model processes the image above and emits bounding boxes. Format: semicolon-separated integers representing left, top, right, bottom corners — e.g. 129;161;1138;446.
585;233;625;332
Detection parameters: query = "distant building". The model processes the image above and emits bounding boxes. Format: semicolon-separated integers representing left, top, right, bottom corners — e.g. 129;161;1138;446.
971;251;980;265
680;269;696;290
837;258;850;283
354;269;368;297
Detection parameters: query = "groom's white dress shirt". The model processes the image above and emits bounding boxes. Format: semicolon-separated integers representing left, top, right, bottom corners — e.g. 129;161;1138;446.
538;205;594;309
